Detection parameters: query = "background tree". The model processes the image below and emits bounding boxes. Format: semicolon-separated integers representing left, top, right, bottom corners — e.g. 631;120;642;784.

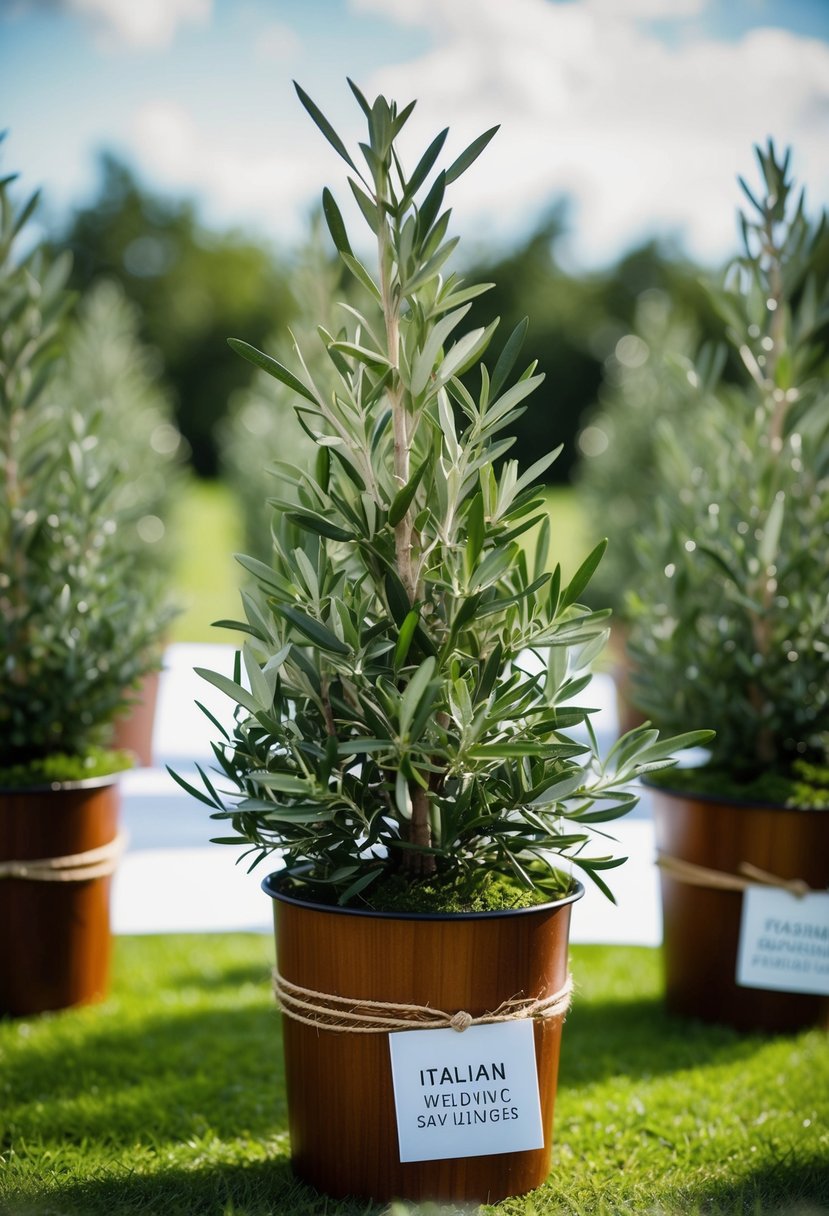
61;155;295;476
0;162;172;773
465;221;716;485
62;278;188;578
463;212;604;483
574;289;712;615
626;141;829;782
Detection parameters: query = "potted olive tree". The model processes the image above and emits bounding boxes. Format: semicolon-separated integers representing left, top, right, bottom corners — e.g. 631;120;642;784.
0;166;170;1015
575;292;716;735
626;141;829;1034
176;83;707;1204
62;280;185;764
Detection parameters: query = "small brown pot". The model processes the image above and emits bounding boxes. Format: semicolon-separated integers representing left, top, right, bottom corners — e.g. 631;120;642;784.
607;623;647;738
265;873;582;1204
112;667;161;768
650;783;829;1033
0;777;121;1017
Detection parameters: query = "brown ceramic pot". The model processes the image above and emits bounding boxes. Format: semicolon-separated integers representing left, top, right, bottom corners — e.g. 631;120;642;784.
112;667;161;768
607;623;647;738
0;777;121;1016
265;873;582;1204
650;783;829;1033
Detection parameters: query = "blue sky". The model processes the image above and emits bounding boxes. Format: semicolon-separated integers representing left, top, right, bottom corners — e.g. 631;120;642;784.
2;0;828;267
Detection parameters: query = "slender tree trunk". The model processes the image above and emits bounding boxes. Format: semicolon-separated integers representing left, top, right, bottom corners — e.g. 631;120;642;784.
376;188;435;875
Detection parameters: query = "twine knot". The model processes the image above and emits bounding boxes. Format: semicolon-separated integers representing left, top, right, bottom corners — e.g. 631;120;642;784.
740;863;811;898
449;1010;474;1033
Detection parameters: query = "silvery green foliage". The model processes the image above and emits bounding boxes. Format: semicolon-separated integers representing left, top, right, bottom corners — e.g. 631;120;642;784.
627;142;829;778
0;165;172;769
62;279;186;580
575;291;713;616
179;83;706;903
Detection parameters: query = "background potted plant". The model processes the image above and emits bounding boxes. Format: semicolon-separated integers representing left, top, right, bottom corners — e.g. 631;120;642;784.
0;160;174;1015
176;82;708;1204
61;279;185;764
626;141;829;1033
574;290;719;735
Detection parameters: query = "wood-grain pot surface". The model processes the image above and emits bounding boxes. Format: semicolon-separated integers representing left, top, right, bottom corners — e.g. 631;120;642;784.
0;781;120;1016
651;787;829;1033
269;877;581;1203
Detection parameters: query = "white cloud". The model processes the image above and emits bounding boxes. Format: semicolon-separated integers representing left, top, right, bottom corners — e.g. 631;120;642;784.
132;100;331;244
255;20;302;63
583;0;706;17
123;0;829;266
65;0;212;50
345;0;829;265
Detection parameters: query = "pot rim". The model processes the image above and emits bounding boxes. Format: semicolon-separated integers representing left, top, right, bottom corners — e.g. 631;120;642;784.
0;772;123;796
262;868;585;921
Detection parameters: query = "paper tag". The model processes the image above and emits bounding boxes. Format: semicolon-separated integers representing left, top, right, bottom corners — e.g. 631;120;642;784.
388;1019;544;1163
736;886;829;995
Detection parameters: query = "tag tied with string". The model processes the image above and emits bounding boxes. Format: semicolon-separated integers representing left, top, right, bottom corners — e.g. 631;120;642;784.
736;886;829;996
388;1019;545;1163
273;969;572;1164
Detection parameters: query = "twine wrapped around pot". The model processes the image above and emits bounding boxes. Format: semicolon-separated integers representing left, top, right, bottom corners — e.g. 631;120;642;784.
0;832;126;883
273;969;573;1034
656;854;815;898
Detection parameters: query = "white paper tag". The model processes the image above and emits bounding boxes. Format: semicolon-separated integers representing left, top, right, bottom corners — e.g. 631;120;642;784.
388;1019;544;1163
736;886;829;995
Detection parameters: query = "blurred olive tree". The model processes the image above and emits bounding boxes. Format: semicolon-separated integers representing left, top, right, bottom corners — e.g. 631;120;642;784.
463;216;716;485
463;213;604;483
574;290;711;615
60;155;295;477
62;278;188;577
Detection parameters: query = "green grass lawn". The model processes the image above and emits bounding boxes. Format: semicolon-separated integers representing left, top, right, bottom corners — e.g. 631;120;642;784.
2;939;827;1216
166;481;596;645
168;480;245;644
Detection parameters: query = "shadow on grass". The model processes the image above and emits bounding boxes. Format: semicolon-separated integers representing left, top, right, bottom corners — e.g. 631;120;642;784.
6;939;824;1216
165;960;276;990
4;1004;287;1143
2;1158;384;1216
5;993;786;1145
11;1156;829;1216
6;994;763;1142
679;1157;829;1214
560;994;765;1088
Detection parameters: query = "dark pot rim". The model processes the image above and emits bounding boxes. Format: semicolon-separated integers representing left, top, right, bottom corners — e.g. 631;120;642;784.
0;772;123;796
262;867;585;921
